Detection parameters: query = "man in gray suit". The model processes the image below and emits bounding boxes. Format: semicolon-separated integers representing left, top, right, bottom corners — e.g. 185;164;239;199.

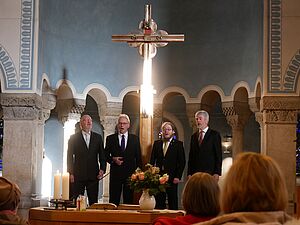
67;114;106;205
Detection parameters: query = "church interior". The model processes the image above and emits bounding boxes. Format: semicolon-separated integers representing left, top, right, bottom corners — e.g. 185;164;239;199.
0;0;300;221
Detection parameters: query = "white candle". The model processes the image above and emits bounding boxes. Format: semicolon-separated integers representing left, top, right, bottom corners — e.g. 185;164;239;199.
53;170;61;199
62;172;69;200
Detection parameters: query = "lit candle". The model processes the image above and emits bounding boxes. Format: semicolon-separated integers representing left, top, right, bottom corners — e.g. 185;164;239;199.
53;170;61;199
62;172;69;200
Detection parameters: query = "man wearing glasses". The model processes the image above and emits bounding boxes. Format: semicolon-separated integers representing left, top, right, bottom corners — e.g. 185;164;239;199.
105;114;142;205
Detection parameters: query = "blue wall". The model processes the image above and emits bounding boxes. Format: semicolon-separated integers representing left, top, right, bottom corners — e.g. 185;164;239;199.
38;0;263;97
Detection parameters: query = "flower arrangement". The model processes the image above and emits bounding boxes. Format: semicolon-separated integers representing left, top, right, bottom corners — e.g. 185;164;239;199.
128;163;169;196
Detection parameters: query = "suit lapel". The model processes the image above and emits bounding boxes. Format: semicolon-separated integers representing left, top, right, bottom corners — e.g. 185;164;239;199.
202;128;211;144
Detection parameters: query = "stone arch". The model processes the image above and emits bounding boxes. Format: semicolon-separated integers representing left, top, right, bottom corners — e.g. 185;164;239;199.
162;111;184;141
87;88;108;122
156;86;191;104
283;49;300;93
198;85;226;102
200;90;222;114
0;44;18;90
122;91;140;135
161;91;187;143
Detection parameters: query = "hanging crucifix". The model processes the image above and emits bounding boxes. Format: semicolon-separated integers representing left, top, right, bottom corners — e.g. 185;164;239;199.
112;4;184;164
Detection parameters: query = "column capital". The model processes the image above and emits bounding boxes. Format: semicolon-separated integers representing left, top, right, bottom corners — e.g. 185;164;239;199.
186;103;201;131
222;101;251;129
261;96;300;124
1;93;42;120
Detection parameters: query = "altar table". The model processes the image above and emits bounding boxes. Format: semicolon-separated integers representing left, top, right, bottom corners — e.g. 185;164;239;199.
29;207;184;225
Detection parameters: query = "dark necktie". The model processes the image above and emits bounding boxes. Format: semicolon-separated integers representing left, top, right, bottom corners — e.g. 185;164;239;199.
199;130;204;145
121;134;125;151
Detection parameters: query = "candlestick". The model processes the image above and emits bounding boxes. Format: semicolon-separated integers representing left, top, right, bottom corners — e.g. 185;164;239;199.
54;170;61;199
62;172;69;200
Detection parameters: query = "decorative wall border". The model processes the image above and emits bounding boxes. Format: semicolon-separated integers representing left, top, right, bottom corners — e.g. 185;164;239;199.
268;0;282;92
18;0;34;89
283;50;300;92
0;45;18;88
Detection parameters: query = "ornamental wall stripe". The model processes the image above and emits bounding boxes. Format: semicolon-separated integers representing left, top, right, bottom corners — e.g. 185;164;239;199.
268;0;282;92
0;45;18;88
18;0;34;90
283;50;300;92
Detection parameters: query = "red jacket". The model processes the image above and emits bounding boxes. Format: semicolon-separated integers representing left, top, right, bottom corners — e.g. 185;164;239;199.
153;214;214;225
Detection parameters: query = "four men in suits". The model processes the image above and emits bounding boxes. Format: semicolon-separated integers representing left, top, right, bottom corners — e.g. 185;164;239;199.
150;122;186;209
67;114;106;205
188;110;222;181
105;114;142;205
67;110;222;207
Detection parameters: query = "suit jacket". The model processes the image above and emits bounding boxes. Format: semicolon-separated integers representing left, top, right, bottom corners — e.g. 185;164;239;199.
150;138;186;182
105;133;142;180
187;128;222;176
67;131;106;181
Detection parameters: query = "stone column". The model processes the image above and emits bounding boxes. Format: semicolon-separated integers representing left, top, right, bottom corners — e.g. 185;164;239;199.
0;93;49;217
186;103;201;132
249;97;263;152
222;101;251;159
153;103;163;140
260;96;300;214
101;102;122;203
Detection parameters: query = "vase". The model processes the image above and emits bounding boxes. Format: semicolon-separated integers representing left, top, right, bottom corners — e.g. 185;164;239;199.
139;189;156;210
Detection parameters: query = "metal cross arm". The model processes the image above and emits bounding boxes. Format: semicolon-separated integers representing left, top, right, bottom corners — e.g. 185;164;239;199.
112;34;184;43
111;4;184;58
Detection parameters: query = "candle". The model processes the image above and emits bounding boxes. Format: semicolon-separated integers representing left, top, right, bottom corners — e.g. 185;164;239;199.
62;172;69;200
53;170;61;199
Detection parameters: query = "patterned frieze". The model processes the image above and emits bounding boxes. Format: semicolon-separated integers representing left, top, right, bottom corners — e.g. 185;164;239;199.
0;93;43;120
261;96;300;124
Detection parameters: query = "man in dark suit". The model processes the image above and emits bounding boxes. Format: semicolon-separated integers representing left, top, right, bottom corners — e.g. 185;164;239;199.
105;114;142;205
188;110;222;181
67;114;106;205
150;122;186;209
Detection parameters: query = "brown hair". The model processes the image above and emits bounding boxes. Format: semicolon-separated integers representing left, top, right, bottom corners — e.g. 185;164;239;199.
222;152;288;213
182;172;220;216
0;177;21;211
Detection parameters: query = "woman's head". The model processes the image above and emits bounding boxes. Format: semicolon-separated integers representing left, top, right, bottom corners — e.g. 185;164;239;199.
222;152;288;213
182;172;220;216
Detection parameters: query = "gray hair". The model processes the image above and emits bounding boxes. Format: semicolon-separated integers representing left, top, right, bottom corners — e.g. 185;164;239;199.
118;114;130;124
195;110;209;122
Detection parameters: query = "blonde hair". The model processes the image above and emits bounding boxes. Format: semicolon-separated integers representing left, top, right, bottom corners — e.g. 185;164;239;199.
222;152;288;213
182;172;220;216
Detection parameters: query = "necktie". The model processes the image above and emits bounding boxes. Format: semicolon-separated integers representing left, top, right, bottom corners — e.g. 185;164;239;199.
85;133;90;148
121;135;125;151
163;141;168;156
199;130;204;145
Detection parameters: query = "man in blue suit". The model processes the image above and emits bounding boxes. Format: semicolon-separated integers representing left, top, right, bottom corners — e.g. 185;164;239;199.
188;110;222;181
105;114;142;205
150;122;186;209
67;114;106;205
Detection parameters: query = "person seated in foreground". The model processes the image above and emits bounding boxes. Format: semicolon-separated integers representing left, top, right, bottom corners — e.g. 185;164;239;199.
153;172;220;225
0;177;29;225
194;152;298;225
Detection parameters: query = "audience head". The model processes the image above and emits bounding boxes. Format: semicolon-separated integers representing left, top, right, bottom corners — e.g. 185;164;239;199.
182;172;220;217
222;152;288;213
194;110;209;130
0;177;21;211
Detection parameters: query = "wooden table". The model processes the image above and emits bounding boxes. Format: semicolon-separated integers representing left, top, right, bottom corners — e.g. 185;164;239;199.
29;207;184;225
